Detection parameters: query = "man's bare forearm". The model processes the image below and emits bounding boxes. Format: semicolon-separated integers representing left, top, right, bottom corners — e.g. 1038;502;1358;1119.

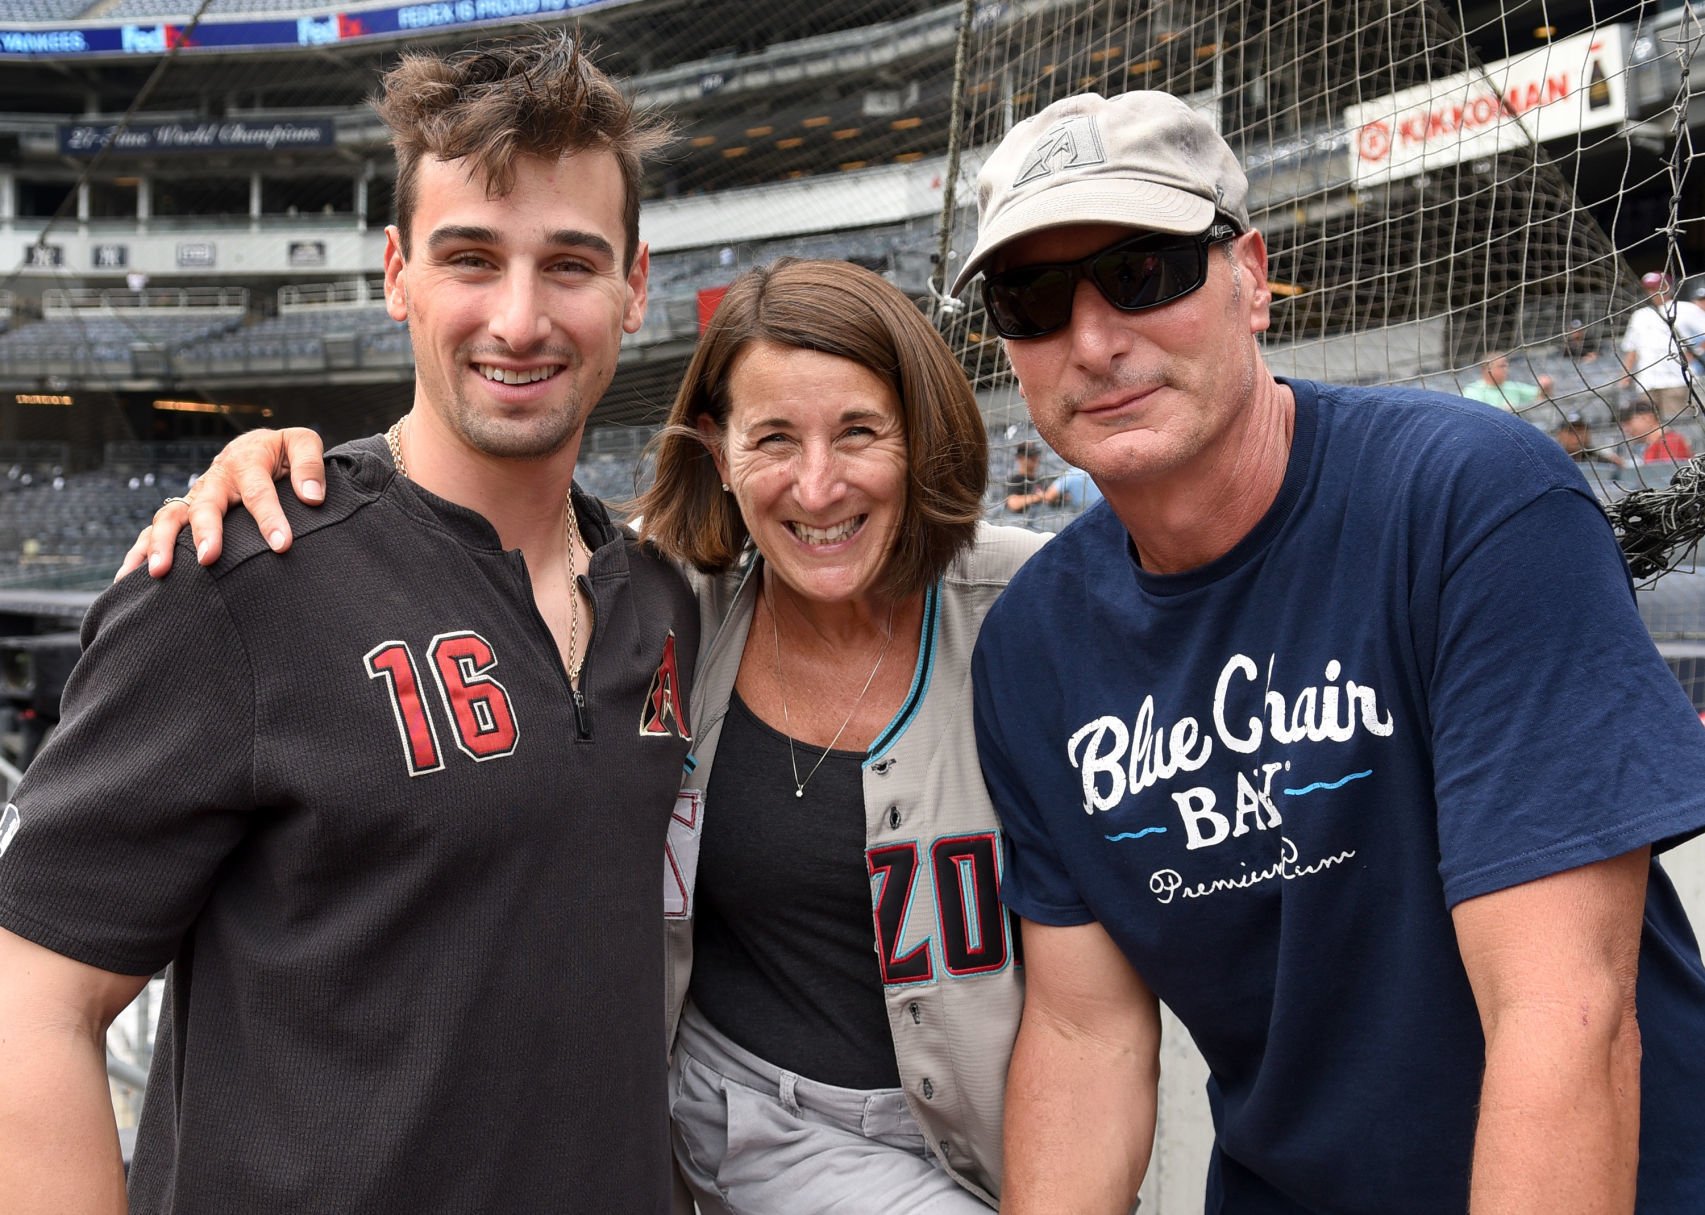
1454;853;1649;1215
1001;1006;1158;1214
0;1017;130;1213
1469;1007;1641;1215
0;929;145;1215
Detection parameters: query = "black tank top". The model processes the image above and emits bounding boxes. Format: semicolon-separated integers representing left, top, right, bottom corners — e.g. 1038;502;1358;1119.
689;690;902;1089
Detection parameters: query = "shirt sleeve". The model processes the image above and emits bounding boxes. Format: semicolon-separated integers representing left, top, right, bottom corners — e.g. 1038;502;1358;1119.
0;563;258;975
1678;302;1705;345
1429;485;1705;907
1620;314;1641;356
973;615;1096;926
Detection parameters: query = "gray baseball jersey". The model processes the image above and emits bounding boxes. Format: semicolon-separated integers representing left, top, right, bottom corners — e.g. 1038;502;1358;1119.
664;522;1045;1204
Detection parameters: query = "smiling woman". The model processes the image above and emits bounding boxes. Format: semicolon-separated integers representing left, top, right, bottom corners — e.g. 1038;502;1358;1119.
635;258;1042;1212
703;341;911;612
642;258;985;596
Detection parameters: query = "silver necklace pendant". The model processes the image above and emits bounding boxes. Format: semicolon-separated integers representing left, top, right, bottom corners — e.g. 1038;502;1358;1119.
770;580;897;802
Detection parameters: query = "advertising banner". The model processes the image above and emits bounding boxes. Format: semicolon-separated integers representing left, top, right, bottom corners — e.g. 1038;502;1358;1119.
2;0;632;58
1344;26;1627;188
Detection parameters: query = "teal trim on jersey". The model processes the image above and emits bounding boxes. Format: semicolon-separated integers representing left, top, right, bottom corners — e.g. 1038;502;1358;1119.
865;578;940;766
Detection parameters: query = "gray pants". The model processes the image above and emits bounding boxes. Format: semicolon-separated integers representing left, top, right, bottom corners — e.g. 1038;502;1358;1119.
670;1003;992;1214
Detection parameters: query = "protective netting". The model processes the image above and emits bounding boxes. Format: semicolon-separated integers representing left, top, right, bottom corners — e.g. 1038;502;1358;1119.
935;0;1705;577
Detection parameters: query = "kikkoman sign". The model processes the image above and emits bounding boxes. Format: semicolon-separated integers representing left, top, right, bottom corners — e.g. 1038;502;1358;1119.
1344;26;1627;188
57;119;335;156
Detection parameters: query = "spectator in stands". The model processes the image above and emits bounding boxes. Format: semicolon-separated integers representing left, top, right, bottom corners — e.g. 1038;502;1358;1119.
1003;439;1049;513
0;33;698;1215
1461;350;1540;411
952;88;1705;1213
1554;411;1625;469
1620;270;1705;416
1562;318;1599;363
1045;465;1104;513
1623;402;1695;463
120;260;1047;1211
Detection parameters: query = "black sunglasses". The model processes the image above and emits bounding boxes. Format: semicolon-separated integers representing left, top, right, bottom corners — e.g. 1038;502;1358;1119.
981;221;1242;340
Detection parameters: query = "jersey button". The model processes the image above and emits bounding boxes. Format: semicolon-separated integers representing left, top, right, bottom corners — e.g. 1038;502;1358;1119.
921;1077;934;1100
888;804;901;829
908;1001;922;1024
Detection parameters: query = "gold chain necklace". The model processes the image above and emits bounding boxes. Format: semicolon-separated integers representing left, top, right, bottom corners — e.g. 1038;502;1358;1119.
768;580;896;799
385;417;587;685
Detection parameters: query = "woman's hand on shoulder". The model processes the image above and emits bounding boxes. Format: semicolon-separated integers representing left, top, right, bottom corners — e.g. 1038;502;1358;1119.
115;426;328;580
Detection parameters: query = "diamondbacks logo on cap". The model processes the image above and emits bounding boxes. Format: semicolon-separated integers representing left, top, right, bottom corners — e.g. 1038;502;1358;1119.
0;803;18;858
1013;114;1107;187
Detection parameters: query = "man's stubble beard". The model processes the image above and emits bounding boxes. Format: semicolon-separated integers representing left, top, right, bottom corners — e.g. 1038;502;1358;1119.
446;384;597;461
425;337;612;462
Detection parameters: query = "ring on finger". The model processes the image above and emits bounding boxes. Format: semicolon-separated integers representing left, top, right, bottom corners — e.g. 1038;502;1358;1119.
158;495;194;512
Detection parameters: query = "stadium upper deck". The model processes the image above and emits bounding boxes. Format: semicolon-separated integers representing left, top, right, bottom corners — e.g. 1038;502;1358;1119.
0;0;1689;250
0;0;987;265
0;0;993;427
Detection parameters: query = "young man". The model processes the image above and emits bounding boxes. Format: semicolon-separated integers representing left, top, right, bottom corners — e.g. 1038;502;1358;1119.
962;91;1705;1213
0;35;697;1214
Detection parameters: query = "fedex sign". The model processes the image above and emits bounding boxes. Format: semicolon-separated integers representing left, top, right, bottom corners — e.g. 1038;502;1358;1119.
120;24;167;52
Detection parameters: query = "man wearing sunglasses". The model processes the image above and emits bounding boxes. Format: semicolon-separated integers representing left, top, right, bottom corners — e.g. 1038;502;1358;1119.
965;91;1705;1213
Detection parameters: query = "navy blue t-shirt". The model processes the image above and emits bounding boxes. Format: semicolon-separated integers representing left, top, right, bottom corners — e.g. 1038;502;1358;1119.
973;379;1705;1213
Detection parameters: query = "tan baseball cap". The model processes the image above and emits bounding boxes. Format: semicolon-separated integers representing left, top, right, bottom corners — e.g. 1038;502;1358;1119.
951;90;1250;296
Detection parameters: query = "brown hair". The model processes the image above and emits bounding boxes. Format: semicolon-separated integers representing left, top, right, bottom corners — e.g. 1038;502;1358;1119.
374;29;670;268
637;259;988;600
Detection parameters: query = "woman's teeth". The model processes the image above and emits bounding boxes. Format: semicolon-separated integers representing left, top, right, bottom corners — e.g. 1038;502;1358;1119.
791;517;862;544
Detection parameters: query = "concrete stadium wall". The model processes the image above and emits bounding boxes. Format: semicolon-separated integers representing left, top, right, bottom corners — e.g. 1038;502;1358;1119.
643;151;973;253
1261;317;1447;386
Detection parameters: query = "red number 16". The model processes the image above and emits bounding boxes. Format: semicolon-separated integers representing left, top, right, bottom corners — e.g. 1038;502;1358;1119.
365;630;520;777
